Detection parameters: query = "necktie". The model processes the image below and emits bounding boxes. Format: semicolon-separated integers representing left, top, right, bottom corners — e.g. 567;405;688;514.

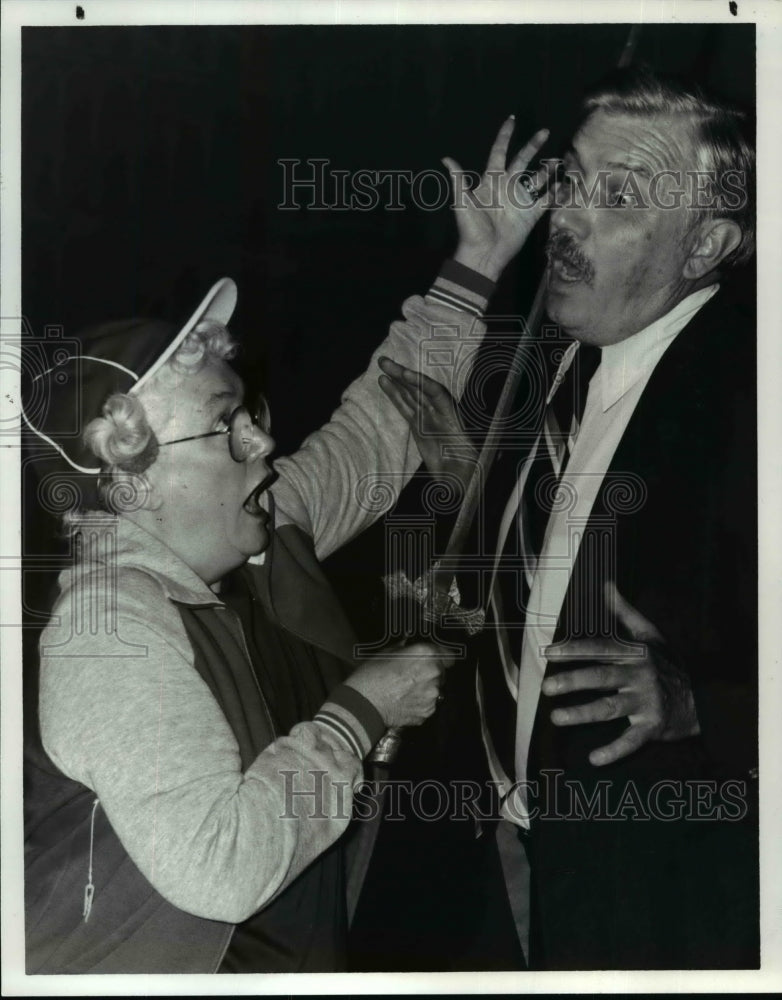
476;343;600;792
525;344;601;559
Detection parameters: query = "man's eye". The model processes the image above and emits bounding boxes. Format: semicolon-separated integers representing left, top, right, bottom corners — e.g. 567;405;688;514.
607;189;637;208
214;413;232;433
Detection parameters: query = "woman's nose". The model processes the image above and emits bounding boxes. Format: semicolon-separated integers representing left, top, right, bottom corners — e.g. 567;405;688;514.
248;427;275;462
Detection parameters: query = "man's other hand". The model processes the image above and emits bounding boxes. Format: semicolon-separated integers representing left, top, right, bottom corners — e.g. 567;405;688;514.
541;582;701;767
377;356;477;491
346;642;455;728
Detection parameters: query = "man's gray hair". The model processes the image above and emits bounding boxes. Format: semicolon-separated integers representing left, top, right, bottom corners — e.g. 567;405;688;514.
583;67;755;268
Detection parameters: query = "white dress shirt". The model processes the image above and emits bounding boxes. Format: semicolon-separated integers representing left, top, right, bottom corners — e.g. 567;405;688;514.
499;283;718;828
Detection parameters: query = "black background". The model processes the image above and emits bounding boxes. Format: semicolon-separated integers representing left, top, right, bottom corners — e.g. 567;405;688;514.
22;23;754;452
21;21;755;971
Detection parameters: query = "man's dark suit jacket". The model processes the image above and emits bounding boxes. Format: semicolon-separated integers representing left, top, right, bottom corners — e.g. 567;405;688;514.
511;282;758;969
349;280;758;972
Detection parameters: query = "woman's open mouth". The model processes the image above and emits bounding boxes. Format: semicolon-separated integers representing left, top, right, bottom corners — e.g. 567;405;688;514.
243;473;275;516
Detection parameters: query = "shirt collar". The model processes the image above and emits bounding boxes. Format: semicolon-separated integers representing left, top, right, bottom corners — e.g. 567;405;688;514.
597;284;719;412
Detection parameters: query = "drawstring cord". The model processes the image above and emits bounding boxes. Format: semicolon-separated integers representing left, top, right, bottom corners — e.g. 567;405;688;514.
83;798;99;921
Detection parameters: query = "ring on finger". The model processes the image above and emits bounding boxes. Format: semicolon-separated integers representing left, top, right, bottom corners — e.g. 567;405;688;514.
517;173;541;205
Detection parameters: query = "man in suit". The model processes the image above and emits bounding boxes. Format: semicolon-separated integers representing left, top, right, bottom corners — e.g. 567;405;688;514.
380;67;757;969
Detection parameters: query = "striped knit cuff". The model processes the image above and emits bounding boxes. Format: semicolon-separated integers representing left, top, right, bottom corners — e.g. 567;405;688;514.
314;683;386;759
426;258;496;318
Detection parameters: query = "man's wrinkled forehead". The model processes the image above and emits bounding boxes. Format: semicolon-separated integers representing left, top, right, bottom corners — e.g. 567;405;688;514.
570;109;698;176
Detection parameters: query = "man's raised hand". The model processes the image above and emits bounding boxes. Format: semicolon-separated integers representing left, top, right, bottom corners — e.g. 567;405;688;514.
443;118;555;281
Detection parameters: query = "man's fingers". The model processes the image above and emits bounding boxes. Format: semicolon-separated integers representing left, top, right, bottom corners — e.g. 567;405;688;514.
377;361;424;408
544;637;645;663
379;357;443;392
381;369;419;402
396;367;449;409
441;155;465;180
448;122;549;180
542;663;628;696
379;374;461;447
410;375;456;420
416;373;453;413
378;375;416;422
484;115;517;173
509;163;560;221
377;355;404;377
378;357;426;390
527;161;557;200
382;377;432;425
441;156;477;207
588;726;652;767
550;692;636;727
605;580;665;645
505;126;550;176
378;358;458;417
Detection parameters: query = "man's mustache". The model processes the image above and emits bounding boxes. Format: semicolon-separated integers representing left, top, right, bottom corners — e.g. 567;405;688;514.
544;231;595;284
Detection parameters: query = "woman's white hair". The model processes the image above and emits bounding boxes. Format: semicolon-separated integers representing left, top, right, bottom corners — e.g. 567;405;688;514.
66;320;237;528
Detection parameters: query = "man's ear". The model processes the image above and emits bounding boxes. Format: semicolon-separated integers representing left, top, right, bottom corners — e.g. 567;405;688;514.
683;218;742;279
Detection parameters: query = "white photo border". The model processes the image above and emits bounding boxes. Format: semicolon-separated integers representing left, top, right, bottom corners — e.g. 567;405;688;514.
2;1;780;995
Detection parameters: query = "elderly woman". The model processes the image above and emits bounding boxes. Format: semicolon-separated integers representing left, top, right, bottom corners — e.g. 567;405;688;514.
22;121;549;974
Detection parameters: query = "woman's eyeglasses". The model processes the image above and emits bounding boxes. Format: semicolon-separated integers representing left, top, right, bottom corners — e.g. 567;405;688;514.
157;395;271;463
